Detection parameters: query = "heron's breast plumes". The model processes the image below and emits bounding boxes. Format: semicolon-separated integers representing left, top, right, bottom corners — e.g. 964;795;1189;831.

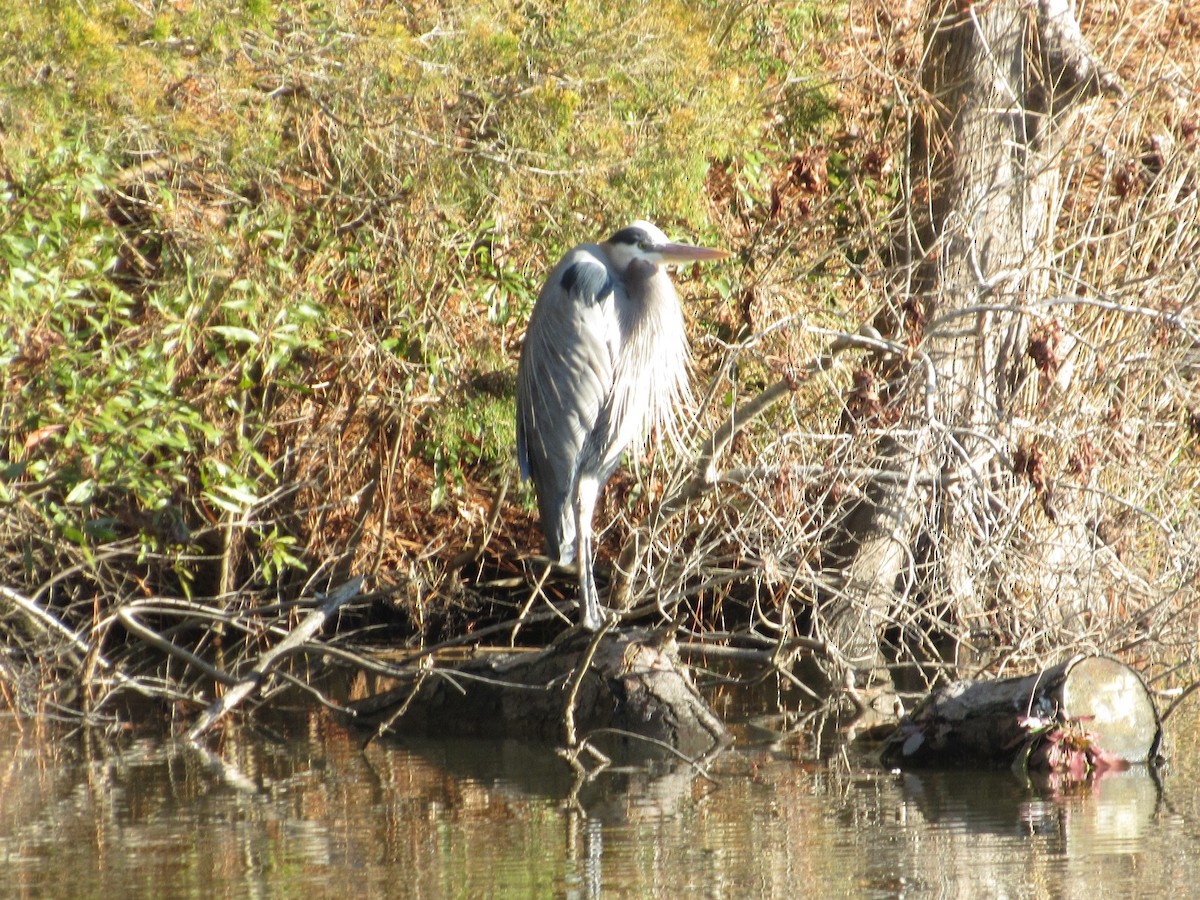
606;270;693;466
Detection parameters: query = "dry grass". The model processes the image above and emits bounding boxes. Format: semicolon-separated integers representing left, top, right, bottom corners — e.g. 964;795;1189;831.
0;0;1197;726
627;0;1200;694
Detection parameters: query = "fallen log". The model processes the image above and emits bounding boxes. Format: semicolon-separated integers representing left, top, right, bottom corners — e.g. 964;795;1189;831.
345;628;731;762
882;655;1163;776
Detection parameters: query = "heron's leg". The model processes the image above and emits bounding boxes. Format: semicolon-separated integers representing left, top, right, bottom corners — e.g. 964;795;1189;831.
575;476;604;630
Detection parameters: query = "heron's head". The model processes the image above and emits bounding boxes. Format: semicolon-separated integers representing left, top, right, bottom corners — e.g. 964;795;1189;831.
603;220;730;276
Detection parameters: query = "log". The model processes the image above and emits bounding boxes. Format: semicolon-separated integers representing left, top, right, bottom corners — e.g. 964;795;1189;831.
345;628;731;762
882;656;1163;775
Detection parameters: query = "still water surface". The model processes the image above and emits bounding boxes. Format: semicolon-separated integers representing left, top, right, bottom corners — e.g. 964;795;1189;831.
2;700;1198;898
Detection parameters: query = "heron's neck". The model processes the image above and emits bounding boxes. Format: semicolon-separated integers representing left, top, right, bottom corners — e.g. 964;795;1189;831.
622;261;670;316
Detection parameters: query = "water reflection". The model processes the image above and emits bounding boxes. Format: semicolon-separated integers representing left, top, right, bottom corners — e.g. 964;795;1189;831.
1;707;1197;898
897;767;1161;849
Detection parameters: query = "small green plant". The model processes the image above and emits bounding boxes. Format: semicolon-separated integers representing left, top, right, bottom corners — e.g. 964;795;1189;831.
0;140;333;590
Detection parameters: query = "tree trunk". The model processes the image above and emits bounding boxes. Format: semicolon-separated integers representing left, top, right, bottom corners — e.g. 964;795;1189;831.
345;629;731;761
821;0;1123;684
882;655;1163;772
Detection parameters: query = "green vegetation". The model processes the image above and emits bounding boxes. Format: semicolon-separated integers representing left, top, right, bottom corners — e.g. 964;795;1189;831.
0;1;840;623
3;0;1196;727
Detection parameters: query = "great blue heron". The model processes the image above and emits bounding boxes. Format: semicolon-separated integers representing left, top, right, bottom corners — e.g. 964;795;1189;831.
516;221;729;630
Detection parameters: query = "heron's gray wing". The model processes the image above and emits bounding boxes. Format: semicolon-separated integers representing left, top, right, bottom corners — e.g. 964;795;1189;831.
516;245;618;562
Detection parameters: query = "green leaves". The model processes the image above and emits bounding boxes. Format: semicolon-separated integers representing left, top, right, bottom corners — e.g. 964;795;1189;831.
0;142;327;586
208;325;261;346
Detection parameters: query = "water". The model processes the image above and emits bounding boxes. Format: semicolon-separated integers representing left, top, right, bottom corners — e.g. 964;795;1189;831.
2;701;1198;899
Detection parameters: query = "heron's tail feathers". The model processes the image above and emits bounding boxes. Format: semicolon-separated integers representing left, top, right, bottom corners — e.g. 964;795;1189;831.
541;499;576;566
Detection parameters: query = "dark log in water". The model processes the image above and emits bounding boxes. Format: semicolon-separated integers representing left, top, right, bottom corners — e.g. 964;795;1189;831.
882;656;1163;774
345;628;730;761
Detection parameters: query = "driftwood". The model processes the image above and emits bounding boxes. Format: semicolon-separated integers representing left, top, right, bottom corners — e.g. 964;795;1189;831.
345;628;730;762
187;577;364;741
882;656;1163;775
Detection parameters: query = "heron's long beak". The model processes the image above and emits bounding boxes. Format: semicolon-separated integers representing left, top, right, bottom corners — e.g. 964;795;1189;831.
657;242;731;264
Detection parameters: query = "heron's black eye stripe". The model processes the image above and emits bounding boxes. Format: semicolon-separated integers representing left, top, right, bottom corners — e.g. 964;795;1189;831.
607;226;645;246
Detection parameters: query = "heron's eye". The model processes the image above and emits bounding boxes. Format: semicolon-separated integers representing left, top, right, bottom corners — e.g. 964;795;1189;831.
637;240;649;250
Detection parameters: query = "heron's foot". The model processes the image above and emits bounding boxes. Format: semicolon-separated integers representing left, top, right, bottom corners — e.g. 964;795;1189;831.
578;562;610;631
579;602;617;632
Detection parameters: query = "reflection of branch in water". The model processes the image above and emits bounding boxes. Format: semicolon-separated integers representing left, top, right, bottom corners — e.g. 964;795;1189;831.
582;727;722;783
186;739;261;795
